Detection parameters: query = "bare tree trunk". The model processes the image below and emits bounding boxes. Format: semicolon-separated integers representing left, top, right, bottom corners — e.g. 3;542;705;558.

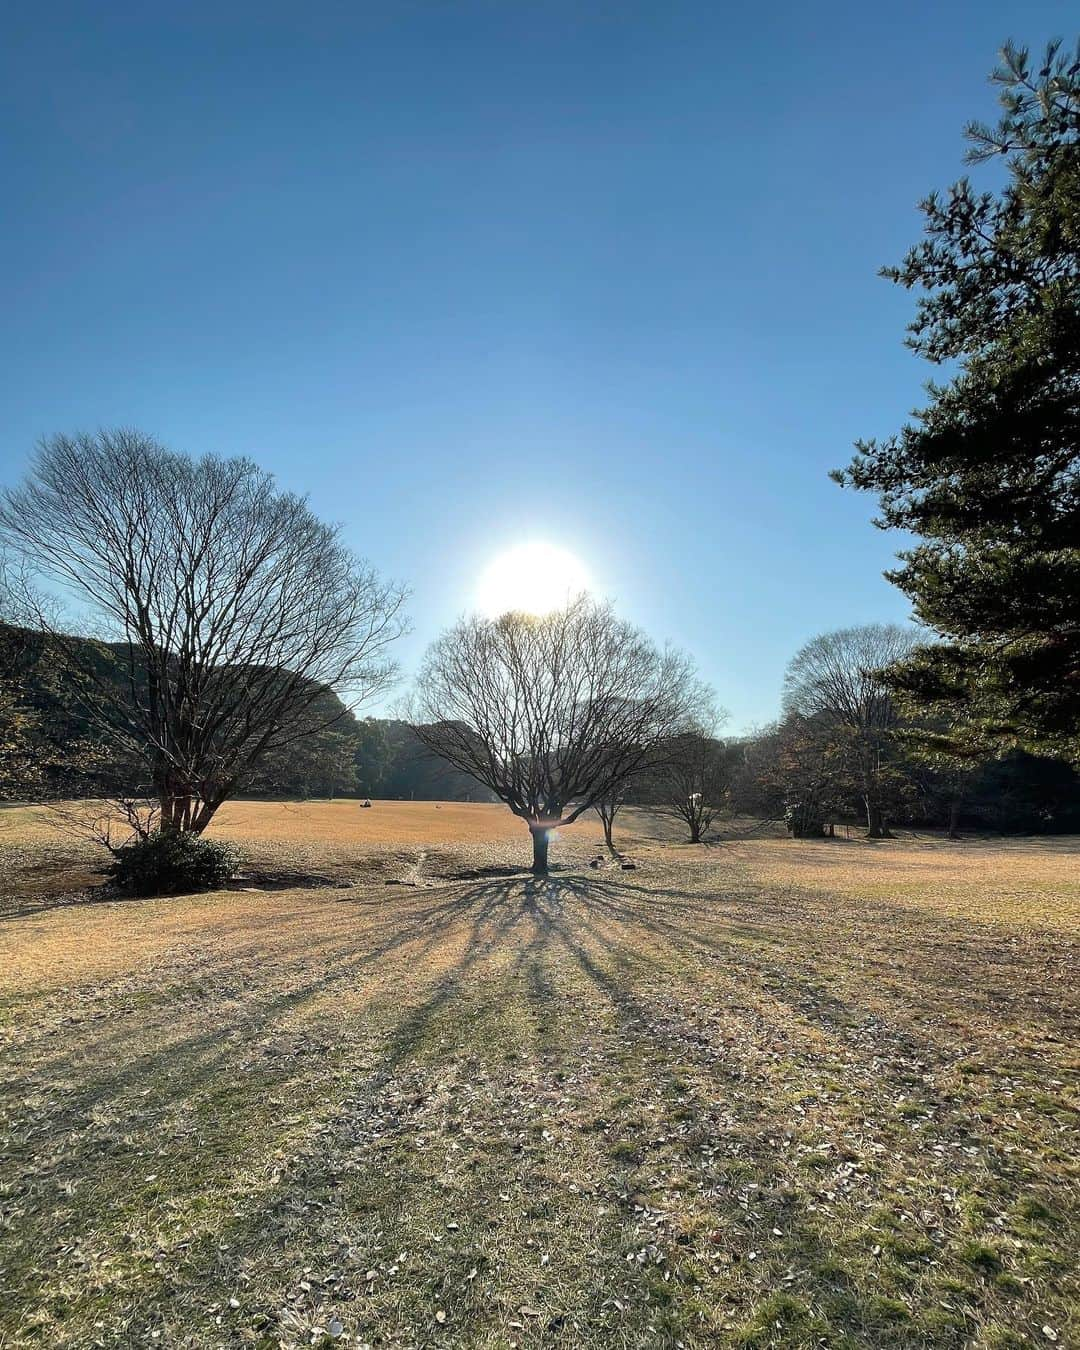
154;774;224;837
190;797;222;835
865;800;891;839
155;775;182;833
530;825;549;875
593;800;622;852
947;799;961;840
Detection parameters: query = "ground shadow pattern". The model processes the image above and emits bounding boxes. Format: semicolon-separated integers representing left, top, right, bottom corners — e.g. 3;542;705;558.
0;853;1077;1348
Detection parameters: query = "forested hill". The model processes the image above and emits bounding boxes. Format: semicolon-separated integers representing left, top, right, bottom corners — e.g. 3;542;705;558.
0;623;492;803
2;621;1078;829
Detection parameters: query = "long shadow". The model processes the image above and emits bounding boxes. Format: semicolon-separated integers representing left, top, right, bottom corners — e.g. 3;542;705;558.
2;877;548;1332
6;866;1074;1345
504;879;1064;1343
9;864;1071;1120
1;880;533;1205
559;867;1079;1036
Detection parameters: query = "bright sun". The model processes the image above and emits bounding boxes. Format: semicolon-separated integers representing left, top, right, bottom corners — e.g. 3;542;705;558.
475;540;591;617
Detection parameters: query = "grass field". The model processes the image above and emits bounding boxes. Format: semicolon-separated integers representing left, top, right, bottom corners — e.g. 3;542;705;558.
0;801;1077;1348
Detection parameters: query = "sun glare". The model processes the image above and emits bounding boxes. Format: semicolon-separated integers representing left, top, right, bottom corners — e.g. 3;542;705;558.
474;541;591;618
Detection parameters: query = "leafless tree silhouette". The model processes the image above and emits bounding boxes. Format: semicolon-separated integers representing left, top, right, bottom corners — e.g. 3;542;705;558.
411;597;710;873
658;730;730;843
0;430;407;832
593;786;628;852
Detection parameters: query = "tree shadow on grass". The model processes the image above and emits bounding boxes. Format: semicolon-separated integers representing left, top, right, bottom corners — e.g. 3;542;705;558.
3;869;1076;1345
8;865;1071;1174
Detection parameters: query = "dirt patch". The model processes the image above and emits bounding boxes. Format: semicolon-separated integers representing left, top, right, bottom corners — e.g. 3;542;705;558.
228;870;355;892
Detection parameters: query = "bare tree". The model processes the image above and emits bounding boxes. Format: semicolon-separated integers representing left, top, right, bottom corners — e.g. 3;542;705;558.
45;795;160;854
782;624;921;838
658;729;729;843
593;787;627;852
411;597;710;873
0;430;407;833
592;738;673;851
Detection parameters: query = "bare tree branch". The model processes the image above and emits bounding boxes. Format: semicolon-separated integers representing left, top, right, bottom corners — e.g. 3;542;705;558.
656;730;730;843
409;597;711;873
782;624;922;837
0;430;409;833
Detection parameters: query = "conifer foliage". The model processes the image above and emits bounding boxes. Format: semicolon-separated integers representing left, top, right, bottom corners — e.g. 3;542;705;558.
834;41;1080;760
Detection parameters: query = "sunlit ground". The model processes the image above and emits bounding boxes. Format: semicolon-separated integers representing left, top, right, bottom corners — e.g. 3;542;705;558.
0;803;1076;1347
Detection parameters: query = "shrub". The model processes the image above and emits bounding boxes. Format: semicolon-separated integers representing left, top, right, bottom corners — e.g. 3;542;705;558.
784;801;826;838
110;830;241;896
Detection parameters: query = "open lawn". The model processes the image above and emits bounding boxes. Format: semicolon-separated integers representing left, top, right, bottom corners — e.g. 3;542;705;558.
0;802;1077;1348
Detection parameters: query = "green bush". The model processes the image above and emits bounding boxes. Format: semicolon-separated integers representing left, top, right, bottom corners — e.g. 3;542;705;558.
110;831;241;896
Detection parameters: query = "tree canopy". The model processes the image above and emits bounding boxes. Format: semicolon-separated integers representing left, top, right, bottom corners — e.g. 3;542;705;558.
782;624;920;837
411;597;710;872
833;40;1080;761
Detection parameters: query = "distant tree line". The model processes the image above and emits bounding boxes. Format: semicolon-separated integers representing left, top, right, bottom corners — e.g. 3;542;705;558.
590;627;1080;846
726;624;1080;839
257;716;498;803
4;582;1077;851
0;620;492;807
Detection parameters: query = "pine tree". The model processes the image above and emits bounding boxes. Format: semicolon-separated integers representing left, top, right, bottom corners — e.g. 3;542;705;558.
834;40;1080;761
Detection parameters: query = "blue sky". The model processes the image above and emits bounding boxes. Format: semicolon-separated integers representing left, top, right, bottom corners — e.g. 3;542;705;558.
2;1;1072;731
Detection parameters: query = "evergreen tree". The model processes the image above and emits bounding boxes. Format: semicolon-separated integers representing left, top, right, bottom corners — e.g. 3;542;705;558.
834;40;1080;761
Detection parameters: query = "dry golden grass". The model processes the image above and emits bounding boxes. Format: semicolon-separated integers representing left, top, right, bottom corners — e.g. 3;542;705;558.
0;802;1077;1348
0;798;606;850
206;798;607;848
720;834;1080;933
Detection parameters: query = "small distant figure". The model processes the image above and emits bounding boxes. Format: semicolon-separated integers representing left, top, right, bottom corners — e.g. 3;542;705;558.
361;799;372;808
